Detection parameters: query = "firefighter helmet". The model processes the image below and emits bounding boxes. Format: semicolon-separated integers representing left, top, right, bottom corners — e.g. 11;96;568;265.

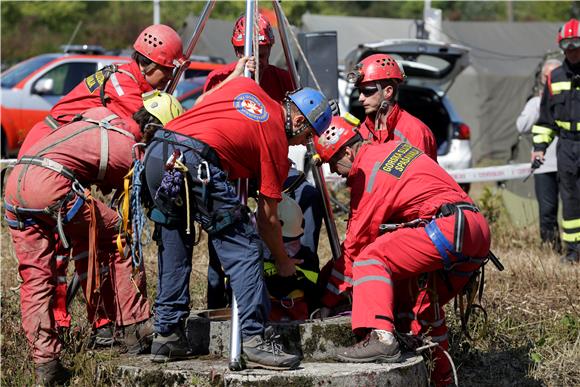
142;90;184;125
286;88;332;136
347;54;405;85
278;193;304;239
231;13;275;48
134;24;184;68
558;19;580;50
314;115;361;163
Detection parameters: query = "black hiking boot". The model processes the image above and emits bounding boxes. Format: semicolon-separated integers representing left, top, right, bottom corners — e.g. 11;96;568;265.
242;327;301;370
337;329;401;363
34;359;71;386
150;324;192;363
91;323;117;347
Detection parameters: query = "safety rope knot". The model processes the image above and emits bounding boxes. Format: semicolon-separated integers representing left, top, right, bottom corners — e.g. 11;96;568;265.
155;168;184;200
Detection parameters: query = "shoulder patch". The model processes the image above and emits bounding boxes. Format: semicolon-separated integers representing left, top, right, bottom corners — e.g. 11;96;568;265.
233;93;269;122
84;70;105;94
379;143;422;179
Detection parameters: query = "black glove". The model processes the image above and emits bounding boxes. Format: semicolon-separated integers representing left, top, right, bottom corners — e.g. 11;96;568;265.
328;99;340;117
531;157;543;170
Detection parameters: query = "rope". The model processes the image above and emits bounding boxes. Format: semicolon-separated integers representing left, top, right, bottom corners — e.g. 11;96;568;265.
277;6;323;92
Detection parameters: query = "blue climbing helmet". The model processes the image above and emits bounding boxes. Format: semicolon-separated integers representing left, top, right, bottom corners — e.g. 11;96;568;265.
286;87;332;136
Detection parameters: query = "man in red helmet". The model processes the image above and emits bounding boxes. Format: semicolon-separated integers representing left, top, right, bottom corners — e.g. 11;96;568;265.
532;18;580;264
16;24;184;346
347;54;438;160
19;24;184;155
314;116;491;386
4;92;183;384
201;12;327;313
203;13;293;103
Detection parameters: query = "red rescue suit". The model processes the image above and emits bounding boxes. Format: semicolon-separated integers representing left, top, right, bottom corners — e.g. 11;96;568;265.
203;61;294;103
17;60;151;329
324;142;490;386
4;107;150;364
358;104;438;161
19;61;152;156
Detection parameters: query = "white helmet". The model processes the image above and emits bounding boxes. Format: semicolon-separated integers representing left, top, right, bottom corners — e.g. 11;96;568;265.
278;193;304;239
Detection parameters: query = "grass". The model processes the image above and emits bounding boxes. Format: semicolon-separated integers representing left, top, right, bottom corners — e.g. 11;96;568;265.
1;186;579;386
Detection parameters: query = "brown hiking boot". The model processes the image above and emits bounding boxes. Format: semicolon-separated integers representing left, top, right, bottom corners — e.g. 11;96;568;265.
336;330;401;363
34;359;71;386
122;317;155;355
242;327;301;370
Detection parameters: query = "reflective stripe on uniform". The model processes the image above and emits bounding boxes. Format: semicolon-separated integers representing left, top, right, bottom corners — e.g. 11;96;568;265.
532;125;556;136
326;282;341;295
562;218;580;229
56;255;68;262
366;161;381;193
57;276;68;284
555;120;571;130
331;268;353;284
533;134;553;144
353;275;392;287
353;258;392;274
551;81;571;95
109;73;125;96
562;217;580;242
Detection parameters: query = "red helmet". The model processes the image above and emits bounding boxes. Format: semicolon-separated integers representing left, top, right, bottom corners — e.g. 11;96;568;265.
558;19;580;50
231;13;275;48
347;54;405;85
134;24;184;68
314;116;361;163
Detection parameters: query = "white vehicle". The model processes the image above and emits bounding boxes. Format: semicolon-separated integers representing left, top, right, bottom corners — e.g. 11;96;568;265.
290;38;473;190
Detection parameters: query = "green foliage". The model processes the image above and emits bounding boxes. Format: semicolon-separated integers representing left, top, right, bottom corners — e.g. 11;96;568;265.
1;1;576;65
476;186;507;226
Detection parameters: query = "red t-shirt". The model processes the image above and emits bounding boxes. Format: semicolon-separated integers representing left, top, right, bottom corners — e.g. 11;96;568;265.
203;62;294;103
166;77;289;200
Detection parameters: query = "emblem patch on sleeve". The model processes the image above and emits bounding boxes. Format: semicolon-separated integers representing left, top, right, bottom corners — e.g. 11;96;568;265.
233;93;269;122
379;143;422;179
84;71;105;94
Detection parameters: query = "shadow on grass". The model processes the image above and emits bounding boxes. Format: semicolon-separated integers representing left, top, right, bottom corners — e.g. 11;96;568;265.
453;344;543;387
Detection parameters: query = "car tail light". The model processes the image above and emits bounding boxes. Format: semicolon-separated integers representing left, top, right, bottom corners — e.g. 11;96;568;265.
454;123;471;140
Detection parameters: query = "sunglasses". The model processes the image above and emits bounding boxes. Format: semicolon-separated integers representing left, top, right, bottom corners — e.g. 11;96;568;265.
560;38;580;51
359;86;379;97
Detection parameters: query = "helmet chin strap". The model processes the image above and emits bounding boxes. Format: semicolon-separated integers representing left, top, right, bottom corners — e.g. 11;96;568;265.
374;82;389;132
284;98;309;140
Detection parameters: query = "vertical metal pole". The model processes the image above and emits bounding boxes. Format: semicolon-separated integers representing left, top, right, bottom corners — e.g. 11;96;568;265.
153;0;160;24
165;0;216;94
273;0;342;260
229;0;256;372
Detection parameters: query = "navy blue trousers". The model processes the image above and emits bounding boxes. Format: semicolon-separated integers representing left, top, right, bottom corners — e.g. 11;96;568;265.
144;132;269;338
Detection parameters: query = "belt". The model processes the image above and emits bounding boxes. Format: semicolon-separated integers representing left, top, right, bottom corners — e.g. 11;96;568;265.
16;156;78;182
44;115;60;130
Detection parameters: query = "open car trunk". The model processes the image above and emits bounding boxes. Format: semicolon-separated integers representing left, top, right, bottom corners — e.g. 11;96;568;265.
348;84;452;152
